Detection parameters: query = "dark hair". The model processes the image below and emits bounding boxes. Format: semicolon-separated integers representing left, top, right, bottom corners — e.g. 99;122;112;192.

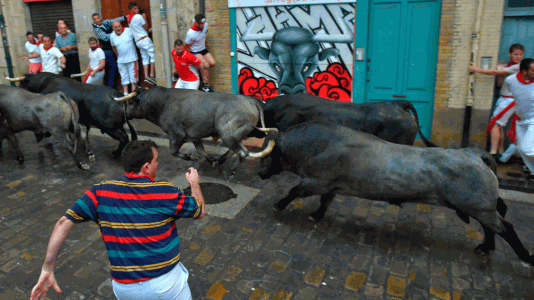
174;39;184;46
194;14;205;23
509;43;525;54
122;140;158;173
88;37;99;43
92;13;100;19
128;2;138;9
520;58;534;72
42;36;51;41
26;31;33;37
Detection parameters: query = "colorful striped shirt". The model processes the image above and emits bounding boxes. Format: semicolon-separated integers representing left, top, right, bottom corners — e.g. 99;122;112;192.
64;173;202;283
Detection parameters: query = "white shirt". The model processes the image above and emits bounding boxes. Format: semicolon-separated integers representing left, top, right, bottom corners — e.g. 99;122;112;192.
110;28;138;63
25;41;41;64
507;73;534;120
129;14;148;42
39;44;63;74
89;47;105;70
185;23;208;52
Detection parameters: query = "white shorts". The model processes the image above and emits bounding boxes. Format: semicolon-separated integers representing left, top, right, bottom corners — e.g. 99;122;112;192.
112;262;192;300
491;96;515;127
136;37;155;65
84;70;105;85
175;78;199;90
118;61;138;85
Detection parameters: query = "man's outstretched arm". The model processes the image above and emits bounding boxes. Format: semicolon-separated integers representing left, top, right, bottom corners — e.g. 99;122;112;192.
30;216;75;300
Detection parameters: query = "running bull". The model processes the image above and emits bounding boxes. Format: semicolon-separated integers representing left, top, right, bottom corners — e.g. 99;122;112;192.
251;93;436;147
257;122;534;265
7;73;137;159
0;84;89;169
116;87;277;178
240;18;354;94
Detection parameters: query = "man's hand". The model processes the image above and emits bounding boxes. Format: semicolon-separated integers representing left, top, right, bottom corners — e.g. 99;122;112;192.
468;62;480;73
21;56;29;61
61;64;66;70
30;269;62;300
186;167;200;186
89;70;96;77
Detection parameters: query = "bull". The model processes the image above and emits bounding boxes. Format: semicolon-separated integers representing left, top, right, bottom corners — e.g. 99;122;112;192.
251;93;436;147
257;122;534;265
0;84;89;169
7;73;137;158
240;18;353;94
115;87;277;178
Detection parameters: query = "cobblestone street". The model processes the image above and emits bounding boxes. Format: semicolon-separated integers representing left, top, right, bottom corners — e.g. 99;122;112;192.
1;131;534;300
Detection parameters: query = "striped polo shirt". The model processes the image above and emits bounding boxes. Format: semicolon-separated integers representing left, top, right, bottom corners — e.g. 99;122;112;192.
64;173;202;283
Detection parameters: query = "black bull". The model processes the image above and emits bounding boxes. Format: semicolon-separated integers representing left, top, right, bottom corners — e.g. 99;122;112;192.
12;72;137;158
250;94;436;147
258;122;534;266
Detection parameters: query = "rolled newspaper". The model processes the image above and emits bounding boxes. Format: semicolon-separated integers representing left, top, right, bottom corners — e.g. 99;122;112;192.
70;72;87;78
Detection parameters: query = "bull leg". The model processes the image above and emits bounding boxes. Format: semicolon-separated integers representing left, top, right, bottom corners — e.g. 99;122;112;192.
217;149;235;165
82;125;95;162
3;133;24;163
106;129;129;158
223;150;246;180
309;193;336;222
34;131;52;143
192;140;216;163
54;129;90;170
274;182;315;212
498;220;534;265
474;224;496;255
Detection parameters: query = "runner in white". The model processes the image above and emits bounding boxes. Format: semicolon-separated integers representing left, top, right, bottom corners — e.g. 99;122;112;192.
127;2;156;85
21;31;42;74
37;36;65;74
185;14;215;92
83;37;106;85
506;58;534;180
110;21;138;95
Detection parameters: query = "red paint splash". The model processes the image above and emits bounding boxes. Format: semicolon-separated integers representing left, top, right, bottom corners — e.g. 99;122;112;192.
306;63;352;102
238;67;279;101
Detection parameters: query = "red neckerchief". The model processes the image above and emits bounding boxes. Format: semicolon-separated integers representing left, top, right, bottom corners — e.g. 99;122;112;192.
517;72;534;84
29;38;40;46
128;12;136;24
125;172;154;182
115;27;126;36
506;60;515;67
43;44;52;51
191;23;201;31
56;29;60;34
90;45;102;51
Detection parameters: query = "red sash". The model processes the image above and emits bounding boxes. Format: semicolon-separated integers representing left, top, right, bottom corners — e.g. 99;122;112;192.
83;69;94;83
506;114;521;144
486;101;515;136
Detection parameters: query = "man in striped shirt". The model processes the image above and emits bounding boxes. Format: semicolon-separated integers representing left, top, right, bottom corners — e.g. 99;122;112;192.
31;140;205;300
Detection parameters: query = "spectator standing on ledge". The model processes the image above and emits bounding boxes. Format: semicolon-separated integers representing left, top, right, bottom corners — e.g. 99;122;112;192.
185;13;215;92
21;31;42;74
25;36;65;75
55;23;81;80
171;39;208;90
127;2;156;85
111;21;139;96
92;13;127;88
30;140;205;300
82;37;106;85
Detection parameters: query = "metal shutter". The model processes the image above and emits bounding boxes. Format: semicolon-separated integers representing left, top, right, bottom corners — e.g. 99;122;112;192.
28;0;75;39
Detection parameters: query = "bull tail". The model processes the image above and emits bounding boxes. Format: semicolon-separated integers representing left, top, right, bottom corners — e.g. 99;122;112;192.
58;91;79;154
397;100;437;147
254;98;267;129
120;100;138;141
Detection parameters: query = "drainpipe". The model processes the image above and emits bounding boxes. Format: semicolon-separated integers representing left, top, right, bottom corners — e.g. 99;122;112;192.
199;0;205;15
160;0;171;87
462;0;485;147
0;15;15;86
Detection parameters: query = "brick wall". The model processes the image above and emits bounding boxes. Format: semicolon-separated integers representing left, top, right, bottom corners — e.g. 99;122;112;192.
205;0;232;93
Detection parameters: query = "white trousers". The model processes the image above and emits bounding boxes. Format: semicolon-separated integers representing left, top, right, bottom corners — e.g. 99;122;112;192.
175;78;199;90
515;119;534;174
112;262;192;300
118;61;138;85
85;70;105;85
136;37;155;65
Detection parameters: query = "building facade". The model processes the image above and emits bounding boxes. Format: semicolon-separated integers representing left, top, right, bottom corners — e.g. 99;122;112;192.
0;0;529;148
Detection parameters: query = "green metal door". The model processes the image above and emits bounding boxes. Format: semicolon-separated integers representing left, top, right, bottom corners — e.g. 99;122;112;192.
365;0;441;138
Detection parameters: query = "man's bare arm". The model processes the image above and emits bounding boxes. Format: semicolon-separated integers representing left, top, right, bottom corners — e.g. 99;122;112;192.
30;217;75;300
469;63;512;76
21;52;40;60
186;167;205;219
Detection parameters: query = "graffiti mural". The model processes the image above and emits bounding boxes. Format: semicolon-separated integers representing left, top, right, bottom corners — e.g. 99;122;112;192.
236;4;356;102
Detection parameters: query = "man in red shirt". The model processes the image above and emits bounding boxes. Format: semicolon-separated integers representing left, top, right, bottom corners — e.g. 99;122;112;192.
171;39;208;90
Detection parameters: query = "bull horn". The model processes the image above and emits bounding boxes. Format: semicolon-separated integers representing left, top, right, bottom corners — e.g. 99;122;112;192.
114;92;137;102
256;128;278;133
5;76;26;82
312;18;354;43
240;19;274;42
248;140;276;158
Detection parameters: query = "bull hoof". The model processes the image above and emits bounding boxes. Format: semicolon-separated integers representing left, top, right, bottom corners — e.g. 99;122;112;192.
88;152;95;162
309;213;322;223
272;204;284;213
79;162;90;170
112;150;122;158
474;244;493;256
16;156;24;164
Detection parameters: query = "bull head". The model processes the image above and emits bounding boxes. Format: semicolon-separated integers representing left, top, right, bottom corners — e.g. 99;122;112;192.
240;18;354;95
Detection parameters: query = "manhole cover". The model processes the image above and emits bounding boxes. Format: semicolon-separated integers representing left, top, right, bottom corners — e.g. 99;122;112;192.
183;182;238;204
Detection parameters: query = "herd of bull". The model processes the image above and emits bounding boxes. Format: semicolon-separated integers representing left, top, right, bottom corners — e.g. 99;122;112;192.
1;72;533;266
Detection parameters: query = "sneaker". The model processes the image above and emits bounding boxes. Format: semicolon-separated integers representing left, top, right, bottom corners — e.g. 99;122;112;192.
202;85;211;92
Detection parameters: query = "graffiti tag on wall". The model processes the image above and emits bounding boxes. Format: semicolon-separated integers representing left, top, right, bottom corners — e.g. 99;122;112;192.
236;4;356;102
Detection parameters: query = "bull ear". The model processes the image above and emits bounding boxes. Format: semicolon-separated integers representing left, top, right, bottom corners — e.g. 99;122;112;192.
318;48;340;61
253;46;271;60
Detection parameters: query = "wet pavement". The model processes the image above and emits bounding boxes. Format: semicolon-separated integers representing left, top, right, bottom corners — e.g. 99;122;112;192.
1;129;534;300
